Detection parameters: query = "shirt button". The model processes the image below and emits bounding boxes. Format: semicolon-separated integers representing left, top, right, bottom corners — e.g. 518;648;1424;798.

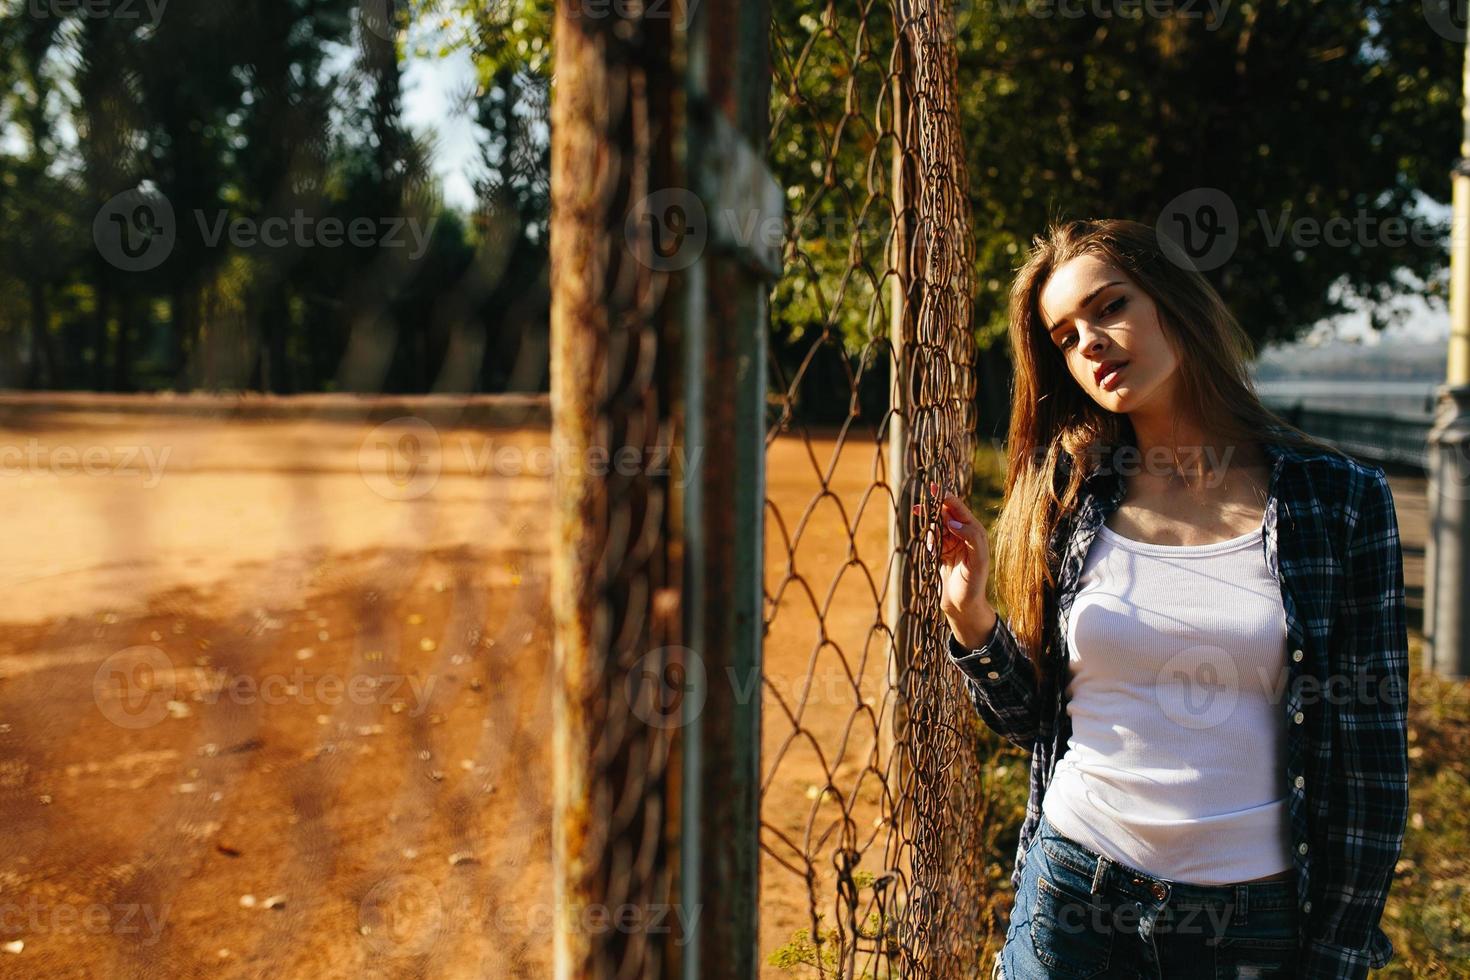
1291;648;1303;662
987;671;999;679
1303;900;1312;914
1298;842;1308;855
979;656;991;664
1294;775;1305;789
1293;711;1305;724
1150;882;1167;901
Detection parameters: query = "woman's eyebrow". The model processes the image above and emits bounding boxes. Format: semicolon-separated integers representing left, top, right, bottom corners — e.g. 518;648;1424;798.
1045;280;1124;333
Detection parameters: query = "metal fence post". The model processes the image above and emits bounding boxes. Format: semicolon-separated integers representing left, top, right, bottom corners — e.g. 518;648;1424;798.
884;6;914;821
1427;26;1470;678
685;1;782;976
549;3;686;977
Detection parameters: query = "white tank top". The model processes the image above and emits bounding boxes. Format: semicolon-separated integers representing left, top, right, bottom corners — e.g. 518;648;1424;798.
1040;511;1295;885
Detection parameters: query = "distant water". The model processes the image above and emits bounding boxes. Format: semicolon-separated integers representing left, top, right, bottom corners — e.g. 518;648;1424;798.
1252;379;1443;418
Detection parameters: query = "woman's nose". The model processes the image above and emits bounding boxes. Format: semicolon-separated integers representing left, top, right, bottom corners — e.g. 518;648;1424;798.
1076;324;1106;354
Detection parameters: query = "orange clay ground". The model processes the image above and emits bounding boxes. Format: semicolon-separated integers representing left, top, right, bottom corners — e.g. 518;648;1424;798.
0;399;947;979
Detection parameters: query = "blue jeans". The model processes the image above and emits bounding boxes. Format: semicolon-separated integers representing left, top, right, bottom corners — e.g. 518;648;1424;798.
997;813;1300;979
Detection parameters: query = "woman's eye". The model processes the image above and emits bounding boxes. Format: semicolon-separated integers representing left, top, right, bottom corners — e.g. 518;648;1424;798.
1059;332;1077;349
1102;296;1126;317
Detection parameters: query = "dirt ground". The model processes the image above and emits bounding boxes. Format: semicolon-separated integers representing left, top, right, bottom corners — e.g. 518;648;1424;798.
0;399;918;979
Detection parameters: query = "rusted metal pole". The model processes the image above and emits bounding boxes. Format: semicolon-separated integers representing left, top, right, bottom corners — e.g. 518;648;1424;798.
883;0;914;828
549;2;684;977
685;1;781;976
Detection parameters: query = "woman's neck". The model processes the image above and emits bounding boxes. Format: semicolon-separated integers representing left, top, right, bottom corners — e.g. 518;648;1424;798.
1125;408;1259;488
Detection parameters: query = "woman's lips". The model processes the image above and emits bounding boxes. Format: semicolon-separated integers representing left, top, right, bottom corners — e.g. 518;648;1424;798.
1098;362;1128;391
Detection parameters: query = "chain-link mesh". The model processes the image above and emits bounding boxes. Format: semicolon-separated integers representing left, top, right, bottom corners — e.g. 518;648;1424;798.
0;1;1012;976
548;3;687;979
762;1;1011;975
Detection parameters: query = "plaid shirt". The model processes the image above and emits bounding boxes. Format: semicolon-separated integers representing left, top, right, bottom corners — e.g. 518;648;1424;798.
947;424;1409;978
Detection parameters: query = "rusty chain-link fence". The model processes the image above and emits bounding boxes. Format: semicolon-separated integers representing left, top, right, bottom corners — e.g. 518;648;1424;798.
758;1;1015;976
2;0;1011;977
550;0;1014;976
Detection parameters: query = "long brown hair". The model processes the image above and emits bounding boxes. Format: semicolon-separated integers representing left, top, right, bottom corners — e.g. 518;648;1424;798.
990;218;1337;689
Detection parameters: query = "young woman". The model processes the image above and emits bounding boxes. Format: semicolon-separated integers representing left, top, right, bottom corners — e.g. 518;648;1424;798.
928;219;1409;979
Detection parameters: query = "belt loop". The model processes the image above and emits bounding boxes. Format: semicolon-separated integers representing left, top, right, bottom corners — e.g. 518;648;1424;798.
1234;883;1248;924
1090;854;1109;896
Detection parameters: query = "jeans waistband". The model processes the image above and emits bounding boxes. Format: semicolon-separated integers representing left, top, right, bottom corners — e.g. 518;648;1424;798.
1033;812;1298;912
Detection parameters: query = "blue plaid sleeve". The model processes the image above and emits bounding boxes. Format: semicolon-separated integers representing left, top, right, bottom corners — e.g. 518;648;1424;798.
946;616;1041;750
1298;465;1409;978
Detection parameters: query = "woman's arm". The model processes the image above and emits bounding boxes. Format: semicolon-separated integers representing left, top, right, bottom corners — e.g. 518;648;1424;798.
946;615;1042;750
1298;465;1410;979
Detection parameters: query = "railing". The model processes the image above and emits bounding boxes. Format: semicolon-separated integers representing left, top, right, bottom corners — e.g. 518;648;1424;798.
1264;402;1433;470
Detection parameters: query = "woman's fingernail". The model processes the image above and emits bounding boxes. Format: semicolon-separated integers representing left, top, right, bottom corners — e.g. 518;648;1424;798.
947;519;963;530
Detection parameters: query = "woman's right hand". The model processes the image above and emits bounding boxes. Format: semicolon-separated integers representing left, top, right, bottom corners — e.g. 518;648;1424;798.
913;481;997;649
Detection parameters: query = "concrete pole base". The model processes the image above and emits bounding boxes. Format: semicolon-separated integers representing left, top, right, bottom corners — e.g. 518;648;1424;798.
1425;383;1470;678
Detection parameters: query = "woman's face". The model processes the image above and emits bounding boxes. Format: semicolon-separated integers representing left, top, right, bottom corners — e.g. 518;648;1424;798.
1037;254;1180;415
